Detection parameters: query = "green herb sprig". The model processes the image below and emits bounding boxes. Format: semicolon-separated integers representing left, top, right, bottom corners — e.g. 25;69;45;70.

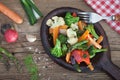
24;54;39;80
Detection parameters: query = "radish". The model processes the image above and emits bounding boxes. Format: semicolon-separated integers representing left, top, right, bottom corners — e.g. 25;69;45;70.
4;29;18;43
1;23;18;43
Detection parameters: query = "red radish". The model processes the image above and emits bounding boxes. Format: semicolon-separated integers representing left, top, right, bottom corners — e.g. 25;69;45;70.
4;29;18;43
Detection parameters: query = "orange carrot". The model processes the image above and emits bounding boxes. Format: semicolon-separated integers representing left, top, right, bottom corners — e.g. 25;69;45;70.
49;28;53;34
87;34;102;49
87;63;94;71
97;35;103;44
59;25;68;29
52;26;59;45
49;25;68;34
0;2;23;24
66;52;71;63
82;21;87;27
78;21;86;30
78;21;83;30
78;30;89;42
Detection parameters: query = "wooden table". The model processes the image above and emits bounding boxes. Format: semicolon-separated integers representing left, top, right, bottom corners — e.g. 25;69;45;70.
0;0;120;80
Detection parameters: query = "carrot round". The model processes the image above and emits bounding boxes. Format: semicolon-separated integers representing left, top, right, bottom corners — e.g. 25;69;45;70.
0;2;23;24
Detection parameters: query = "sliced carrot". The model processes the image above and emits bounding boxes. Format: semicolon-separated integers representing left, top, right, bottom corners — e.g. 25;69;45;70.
78;30;89;42
97;35;103;44
78;21;83;30
78;21;87;30
52;26;59;45
82;21;87;27
59;25;68;29
87;34;102;49
49;28;53;34
87;63;94;71
0;2;23;24
87;34;93;46
49;25;68;34
65;52;71;63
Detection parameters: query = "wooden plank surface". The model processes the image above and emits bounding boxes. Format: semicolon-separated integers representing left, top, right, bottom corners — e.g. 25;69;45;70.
0;0;120;80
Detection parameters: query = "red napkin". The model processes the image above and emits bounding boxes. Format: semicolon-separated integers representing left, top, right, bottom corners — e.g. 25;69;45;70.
84;0;120;34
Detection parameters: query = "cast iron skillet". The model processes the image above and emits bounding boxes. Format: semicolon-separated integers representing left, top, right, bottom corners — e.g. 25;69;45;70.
40;7;120;80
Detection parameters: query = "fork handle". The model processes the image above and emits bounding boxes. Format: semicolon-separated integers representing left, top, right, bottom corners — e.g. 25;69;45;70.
115;14;120;21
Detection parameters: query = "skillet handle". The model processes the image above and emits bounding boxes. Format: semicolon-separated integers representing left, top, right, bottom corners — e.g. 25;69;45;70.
101;60;120;80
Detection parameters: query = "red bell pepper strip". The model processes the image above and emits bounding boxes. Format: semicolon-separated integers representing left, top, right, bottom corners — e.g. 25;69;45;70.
71;49;90;65
71;49;94;70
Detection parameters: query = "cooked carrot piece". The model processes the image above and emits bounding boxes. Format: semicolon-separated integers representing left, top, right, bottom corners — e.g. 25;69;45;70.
66;52;71;63
87;63;94;71
49;25;68;34
87;34;102;49
59;25;68;29
53;26;59;45
78;21;83;30
49;28;53;34
78;21;87;30
97;35;103;44
78;30;89;42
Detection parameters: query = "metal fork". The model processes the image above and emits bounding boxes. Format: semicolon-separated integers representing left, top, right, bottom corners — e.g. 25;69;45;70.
77;12;120;23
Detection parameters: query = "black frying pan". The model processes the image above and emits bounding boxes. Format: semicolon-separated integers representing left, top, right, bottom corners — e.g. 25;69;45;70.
40;7;120;80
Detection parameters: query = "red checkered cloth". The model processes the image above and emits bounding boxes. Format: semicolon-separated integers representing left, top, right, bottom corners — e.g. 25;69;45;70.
84;0;120;34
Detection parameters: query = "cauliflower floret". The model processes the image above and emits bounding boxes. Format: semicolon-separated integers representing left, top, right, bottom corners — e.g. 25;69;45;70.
70;23;79;31
67;28;78;45
57;17;65;25
46;19;53;27
67;28;77;38
46;16;65;28
67;37;78;45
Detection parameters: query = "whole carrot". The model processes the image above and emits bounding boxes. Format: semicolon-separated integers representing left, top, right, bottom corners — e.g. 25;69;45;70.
0;2;23;24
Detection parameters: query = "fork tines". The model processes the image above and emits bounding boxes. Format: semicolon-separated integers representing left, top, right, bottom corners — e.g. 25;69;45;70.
77;12;90;23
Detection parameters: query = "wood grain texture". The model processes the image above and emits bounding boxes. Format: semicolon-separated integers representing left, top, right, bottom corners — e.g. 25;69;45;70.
0;0;120;80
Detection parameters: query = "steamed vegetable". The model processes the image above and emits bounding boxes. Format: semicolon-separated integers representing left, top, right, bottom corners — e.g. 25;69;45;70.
78;30;89;42
71;49;94;70
0;2;23;24
70;40;88;51
51;39;63;57
70;56;81;72
88;46;107;58
46;16;65;28
46;12;107;72
65;12;79;26
67;28;78;45
85;24;99;39
87;34;102;49
58;34;67;44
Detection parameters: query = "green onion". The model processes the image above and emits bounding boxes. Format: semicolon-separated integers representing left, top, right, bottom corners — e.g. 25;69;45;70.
20;0;43;25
